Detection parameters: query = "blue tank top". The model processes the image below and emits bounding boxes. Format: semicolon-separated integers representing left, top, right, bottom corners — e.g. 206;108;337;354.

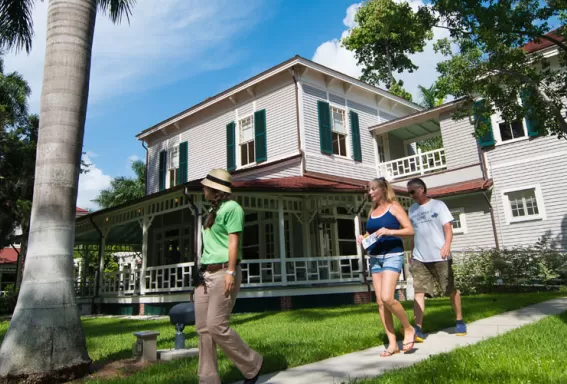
365;205;404;257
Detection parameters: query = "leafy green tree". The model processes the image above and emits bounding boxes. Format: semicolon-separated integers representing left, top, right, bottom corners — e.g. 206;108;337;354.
343;0;567;138
92;159;146;209
341;0;435;100
0;0;136;381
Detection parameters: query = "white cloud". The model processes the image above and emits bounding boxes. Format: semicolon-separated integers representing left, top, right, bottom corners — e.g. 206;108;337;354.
77;154;112;211
312;1;451;102
4;0;265;112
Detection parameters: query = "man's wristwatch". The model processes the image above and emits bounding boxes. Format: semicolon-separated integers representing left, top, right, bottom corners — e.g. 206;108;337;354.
225;270;236;276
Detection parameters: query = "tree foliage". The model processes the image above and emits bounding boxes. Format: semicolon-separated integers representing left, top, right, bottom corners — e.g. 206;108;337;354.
92;159;145;209
344;0;567;138
342;0;435;99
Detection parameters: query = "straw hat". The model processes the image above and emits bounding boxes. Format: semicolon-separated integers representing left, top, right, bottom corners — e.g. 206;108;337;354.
201;168;232;193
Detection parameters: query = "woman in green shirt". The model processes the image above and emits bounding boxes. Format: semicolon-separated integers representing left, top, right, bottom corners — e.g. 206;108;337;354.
195;168;263;384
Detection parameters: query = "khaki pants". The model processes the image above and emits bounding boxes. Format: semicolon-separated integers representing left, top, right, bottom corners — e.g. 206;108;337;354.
195;265;263;384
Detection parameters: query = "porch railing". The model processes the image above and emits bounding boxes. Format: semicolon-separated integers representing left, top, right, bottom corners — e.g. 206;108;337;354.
379;148;446;180
101;269;140;296
85;253;414;298
145;262;194;293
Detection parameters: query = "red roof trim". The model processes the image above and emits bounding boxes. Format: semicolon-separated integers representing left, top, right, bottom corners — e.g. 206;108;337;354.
427;179;492;198
0;248;19;264
522;28;564;54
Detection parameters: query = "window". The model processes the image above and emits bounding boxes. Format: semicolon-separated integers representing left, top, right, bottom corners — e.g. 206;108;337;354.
239;115;255;166
502;185;546;224
331;106;347;157
450;208;467;234
498;119;525;142
168;146;179;187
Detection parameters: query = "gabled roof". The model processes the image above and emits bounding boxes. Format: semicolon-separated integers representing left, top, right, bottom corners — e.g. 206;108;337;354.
522;28;564;54
136;55;423;141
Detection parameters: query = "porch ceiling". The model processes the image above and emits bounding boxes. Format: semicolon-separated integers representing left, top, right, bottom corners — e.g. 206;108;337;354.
389;118;440;141
75;221;142;245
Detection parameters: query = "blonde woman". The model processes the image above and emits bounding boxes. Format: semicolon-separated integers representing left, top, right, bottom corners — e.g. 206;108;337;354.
356;177;416;356
195;169;263;384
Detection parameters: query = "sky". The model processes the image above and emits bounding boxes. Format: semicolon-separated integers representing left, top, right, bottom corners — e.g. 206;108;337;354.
4;0;455;211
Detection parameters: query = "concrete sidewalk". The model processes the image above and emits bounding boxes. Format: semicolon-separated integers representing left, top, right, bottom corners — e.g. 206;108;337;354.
247;297;567;384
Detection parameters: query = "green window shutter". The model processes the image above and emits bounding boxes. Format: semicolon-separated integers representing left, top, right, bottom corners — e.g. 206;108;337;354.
317;100;333;154
254;109;267;163
178;141;188;184
226;122;236;171
473;100;495;148
521;88;540;137
158;150;167;191
349;111;362;162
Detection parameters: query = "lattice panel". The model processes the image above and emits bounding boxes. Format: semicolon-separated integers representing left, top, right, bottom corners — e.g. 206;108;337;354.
240;260;282;287
285;256;362;284
144;262;194;293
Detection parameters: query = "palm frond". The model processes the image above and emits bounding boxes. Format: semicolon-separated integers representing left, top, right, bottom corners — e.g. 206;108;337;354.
97;0;136;24
0;0;36;53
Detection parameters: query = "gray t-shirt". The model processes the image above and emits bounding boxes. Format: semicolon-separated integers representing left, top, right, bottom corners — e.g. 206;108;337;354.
409;199;454;263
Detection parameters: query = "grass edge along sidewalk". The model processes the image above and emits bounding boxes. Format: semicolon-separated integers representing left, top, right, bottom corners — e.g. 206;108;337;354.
350;302;567;384
1;292;565;384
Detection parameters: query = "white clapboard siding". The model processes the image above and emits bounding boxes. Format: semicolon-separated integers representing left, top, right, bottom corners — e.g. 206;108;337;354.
302;83;380;181
145;78;299;195
233;160;302;181
486;135;567;250
441;194;497;250
440;112;481;169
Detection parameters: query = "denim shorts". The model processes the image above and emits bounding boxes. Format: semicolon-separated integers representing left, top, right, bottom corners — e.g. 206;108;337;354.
369;253;404;274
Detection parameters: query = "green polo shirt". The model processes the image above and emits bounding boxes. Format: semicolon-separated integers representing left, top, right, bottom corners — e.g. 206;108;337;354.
201;200;244;265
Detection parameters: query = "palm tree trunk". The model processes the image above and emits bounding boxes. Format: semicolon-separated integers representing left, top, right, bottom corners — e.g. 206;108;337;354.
0;0;96;381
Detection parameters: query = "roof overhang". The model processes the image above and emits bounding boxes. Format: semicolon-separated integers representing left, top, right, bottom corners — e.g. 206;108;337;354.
368;98;465;135
136;56;423;142
396;178;493;199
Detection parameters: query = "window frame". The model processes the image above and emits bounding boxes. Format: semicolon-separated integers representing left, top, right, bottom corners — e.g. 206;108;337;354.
501;184;547;224
497;119;526;143
329;105;349;158
238;113;256;168
449;207;467;235
167;146;179;188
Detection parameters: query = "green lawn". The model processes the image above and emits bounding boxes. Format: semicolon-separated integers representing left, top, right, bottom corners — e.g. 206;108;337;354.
0;292;564;384
352;310;567;384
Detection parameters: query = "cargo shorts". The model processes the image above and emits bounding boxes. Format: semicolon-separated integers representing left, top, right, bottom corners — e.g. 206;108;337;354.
410;259;456;297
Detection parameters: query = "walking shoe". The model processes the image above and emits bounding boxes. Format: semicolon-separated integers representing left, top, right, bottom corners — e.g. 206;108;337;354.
414;326;425;343
243;362;263;384
455;321;467;336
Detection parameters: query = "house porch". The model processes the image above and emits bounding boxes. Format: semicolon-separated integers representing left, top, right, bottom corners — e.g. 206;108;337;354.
73;177;415;315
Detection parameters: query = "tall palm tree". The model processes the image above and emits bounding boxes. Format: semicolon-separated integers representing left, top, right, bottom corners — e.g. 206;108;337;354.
92;159;146;209
0;0;135;382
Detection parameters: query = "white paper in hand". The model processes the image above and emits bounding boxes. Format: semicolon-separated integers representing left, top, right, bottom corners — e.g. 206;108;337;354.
362;233;382;250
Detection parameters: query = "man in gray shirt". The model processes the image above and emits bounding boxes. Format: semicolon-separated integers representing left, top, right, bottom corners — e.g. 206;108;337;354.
407;178;466;341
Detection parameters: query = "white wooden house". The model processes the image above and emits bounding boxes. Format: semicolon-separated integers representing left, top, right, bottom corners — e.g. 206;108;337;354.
73;46;566;315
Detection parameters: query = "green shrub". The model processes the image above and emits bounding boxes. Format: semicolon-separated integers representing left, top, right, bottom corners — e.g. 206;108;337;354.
453;236;567;295
0;284;18;315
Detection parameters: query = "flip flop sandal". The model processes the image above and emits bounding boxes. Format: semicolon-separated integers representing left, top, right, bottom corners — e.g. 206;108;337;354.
402;341;415;353
380;349;400;357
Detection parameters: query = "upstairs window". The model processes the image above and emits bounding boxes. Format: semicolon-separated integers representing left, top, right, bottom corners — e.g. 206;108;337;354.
331;106;347;157
240;115;255;166
498;119;525;142
168;146;179;188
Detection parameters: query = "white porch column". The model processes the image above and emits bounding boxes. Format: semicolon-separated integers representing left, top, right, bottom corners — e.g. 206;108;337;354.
302;209;312;259
278;198;288;286
118;258;124;294
140;215;154;296
354;214;365;283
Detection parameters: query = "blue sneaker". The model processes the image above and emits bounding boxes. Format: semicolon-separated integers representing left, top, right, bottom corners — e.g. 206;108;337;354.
414;326;424;343
456;321;467;336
